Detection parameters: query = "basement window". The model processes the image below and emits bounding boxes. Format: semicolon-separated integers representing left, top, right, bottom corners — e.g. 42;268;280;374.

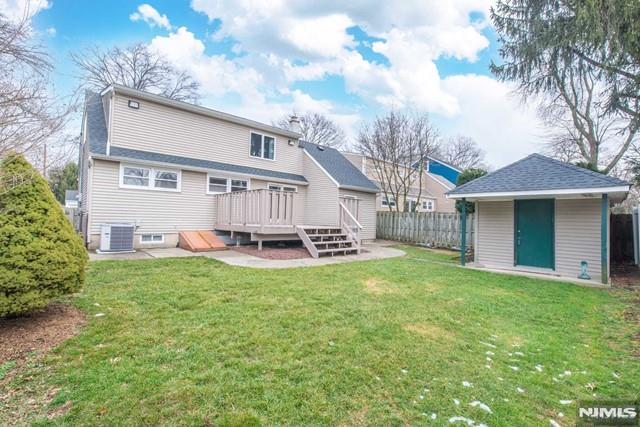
140;234;164;244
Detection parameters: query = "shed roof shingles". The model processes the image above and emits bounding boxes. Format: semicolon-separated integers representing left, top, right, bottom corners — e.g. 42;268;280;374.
448;153;629;195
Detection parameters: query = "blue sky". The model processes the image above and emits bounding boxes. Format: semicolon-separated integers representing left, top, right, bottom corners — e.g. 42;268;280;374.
10;0;544;166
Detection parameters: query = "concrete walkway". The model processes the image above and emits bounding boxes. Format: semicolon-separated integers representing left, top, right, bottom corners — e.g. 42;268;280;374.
89;242;405;268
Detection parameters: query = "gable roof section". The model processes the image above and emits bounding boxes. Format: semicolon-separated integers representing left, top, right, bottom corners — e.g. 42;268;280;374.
103;146;308;184
448;153;629;197
85;91;108;155
301;141;379;193
106;84;301;139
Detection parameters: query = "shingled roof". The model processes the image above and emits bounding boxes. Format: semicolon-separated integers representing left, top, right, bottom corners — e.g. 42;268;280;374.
448;153;629;197
300;141;379;192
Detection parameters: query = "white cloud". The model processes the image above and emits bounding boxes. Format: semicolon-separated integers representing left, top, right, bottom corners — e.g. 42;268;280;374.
45;26;55;36
130;4;172;30
145;1;546;166
0;0;49;21
441;74;544;167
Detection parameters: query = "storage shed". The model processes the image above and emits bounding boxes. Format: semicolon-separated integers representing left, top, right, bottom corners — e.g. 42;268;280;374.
447;154;631;284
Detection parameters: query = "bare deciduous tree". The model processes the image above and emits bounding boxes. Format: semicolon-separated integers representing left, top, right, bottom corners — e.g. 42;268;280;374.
276;112;346;148
356;111;439;212
539;66;639;173
0;12;72;164
71;43;200;103
438;135;485;170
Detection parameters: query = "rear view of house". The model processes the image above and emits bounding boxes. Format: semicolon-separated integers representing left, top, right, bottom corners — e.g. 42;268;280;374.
448;154;630;284
78;85;378;257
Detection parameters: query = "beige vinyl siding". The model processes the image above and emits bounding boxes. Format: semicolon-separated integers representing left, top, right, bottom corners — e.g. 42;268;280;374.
555;198;602;280
476;200;514;268
110;93;304;175
89;159;216;236
339;190;376;240
425;174;456;213
342;152;364;171
302;152;339;226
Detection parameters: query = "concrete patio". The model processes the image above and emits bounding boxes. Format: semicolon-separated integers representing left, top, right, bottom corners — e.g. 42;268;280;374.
89;241;405;268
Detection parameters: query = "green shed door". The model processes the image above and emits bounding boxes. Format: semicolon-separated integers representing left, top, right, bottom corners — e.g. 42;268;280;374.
515;199;555;269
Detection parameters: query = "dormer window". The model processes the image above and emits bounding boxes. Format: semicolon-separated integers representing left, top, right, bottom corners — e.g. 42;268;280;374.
250;132;275;160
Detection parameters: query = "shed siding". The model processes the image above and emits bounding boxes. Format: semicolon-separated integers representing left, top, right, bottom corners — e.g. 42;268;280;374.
476;200;514;268
555;198;601;279
110;93;304;175
339;190;377;240
302;153;339;226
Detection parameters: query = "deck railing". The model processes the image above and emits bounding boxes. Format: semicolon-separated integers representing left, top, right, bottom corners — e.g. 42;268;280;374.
214;189;298;228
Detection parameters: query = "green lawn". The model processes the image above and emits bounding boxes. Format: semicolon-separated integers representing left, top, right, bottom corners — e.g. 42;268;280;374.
2;247;638;426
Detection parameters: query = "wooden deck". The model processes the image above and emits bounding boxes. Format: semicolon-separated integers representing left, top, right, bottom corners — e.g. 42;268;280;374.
212;190;363;256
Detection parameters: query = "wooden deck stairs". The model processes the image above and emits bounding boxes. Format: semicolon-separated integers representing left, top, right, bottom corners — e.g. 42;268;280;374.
296;226;360;258
179;231;227;252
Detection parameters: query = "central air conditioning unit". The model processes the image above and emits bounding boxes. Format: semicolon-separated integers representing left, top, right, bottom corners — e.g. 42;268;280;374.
98;223;135;253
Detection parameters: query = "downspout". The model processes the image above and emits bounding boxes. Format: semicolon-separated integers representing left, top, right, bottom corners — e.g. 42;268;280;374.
601;194;608;284
461;197;467;266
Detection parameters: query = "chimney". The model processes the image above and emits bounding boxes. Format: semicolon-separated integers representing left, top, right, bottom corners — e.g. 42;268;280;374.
288;114;302;134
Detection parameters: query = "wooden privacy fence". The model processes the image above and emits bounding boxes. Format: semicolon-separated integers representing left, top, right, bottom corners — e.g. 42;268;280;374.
376;211;474;249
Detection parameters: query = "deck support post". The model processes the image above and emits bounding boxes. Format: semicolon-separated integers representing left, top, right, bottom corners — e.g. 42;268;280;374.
258;240;262;251
601;193;608;284
461;198;467;266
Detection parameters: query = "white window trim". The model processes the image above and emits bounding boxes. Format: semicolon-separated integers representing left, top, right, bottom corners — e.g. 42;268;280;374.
422;199;435;211
206;174;251;195
249;130;276;161
119;163;181;192
139;234;164;244
381;195;396;207
267;182;298;192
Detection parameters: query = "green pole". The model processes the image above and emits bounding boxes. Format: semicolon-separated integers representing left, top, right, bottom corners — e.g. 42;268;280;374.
601;194;608;284
461;198;467;266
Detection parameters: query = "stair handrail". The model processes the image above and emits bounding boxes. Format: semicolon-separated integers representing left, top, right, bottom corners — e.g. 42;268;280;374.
339;202;362;253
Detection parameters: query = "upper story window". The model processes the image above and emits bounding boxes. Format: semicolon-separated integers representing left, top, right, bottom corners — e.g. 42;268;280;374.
207;175;250;194
250;132;275;160
120;164;180;192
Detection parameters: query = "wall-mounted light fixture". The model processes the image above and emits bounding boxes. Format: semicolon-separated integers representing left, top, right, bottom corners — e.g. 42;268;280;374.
128;100;140;109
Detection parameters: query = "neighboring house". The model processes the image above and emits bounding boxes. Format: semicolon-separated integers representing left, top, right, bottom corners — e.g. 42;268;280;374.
342;152;457;212
77;85;378;256
424;156;461;184
64;190;79;208
447;153;631;285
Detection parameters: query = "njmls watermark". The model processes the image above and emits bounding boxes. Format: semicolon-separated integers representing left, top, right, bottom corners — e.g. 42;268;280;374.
577;400;639;426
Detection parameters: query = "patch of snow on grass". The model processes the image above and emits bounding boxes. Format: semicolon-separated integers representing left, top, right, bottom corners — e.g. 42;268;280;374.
448;416;475;425
535;364;543;372
559;400;572;405
516;387;525;393
480;341;497;348
453;398;460;406
470;401;492;413
462;381;473;388
509;366;519;371
549;420;561;427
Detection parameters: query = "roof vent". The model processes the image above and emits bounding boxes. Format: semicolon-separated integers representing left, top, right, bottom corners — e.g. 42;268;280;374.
317;145;325;151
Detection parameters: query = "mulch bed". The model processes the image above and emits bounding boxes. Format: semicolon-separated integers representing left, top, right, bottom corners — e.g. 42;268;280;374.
232;244;311;260
0;302;86;365
611;263;640;289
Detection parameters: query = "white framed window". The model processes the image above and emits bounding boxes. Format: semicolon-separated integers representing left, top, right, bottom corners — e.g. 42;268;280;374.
381;195;396;207
268;183;297;192
207;176;228;194
405;198;417;212
422;199;435;211
120;164;181;192
206;174;251;194
140;234;164;244
250;131;275;160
